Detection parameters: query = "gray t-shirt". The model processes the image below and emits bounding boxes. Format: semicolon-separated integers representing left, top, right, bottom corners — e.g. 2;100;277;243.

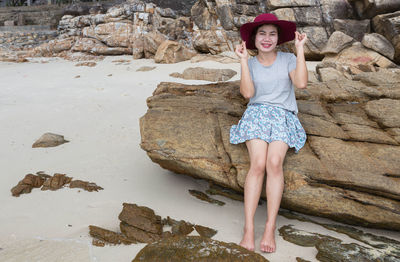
248;51;298;113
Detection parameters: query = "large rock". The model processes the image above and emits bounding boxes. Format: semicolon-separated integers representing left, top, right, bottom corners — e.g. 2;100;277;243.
322;31;354;55
372;11;400;64
154;40;196;63
322;42;397;70
139;73;400;230
132;235;268;262
362;33;395;60
82;22;133;48
348;0;400;19
333;19;370;42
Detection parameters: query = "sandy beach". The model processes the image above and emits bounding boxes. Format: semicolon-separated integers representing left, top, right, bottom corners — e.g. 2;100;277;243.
1;56;399;261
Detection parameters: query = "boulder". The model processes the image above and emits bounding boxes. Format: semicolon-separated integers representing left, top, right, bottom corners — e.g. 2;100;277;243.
322;31;355;55
362;33;395;60
143;31;167;58
139;75;400;230
322;42;397;70
333;19;370;42
265;0;318;9
154;40;196;63
132;235;268;262
71;37;131;55
348;0;400;19
82;22;133;48
372;11;400;63
192;29;240;55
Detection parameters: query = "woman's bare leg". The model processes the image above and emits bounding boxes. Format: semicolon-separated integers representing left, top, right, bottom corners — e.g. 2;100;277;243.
240;139;268;251
260;141;288;253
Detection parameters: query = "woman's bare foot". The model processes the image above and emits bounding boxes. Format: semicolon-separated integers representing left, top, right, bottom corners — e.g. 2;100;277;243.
239;227;255;251
260;223;276;253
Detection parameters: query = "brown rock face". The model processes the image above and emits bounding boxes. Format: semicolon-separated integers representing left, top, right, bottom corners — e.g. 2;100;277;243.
140;71;400;230
170;67;237;82
118;203;163;243
41;173;72;191
132;235;268;262
154;40;196;63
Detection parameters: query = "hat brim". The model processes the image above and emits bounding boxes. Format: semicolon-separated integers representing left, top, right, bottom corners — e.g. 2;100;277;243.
240;20;296;50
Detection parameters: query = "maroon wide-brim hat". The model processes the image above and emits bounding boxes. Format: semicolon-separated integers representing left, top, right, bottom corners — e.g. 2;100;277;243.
240;13;296;49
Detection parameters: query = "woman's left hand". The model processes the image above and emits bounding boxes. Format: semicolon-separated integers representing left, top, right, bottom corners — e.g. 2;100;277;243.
294;31;307;48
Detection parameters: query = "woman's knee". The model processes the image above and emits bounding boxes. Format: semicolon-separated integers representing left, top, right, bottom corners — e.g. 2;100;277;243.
249;158;266;176
267;155;284;172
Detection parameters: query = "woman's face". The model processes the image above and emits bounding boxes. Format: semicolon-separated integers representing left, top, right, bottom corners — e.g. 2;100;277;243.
254;24;279;52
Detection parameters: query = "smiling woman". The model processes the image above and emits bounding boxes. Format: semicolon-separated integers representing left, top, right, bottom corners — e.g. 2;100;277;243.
230;13;308;253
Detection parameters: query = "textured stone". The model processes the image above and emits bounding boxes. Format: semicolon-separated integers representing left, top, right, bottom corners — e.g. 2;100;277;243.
41;173;72;191
170;67;237;81
322;31;354;55
132;235;269;262
32;132;69;148
348;0;400;19
89;225;135;245
140;76;400;230
362;33;395;60
154;40;196;63
11;174;45;197
333;19;371;42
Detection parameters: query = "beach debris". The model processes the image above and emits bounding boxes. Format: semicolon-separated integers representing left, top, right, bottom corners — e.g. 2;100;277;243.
11;173;46;197
107;74;112;77
279;225;400;262
170;67;237;82
69;180;103;192
41;173;72;191
11;172;103;196
89;225;135;246
194;225;217;238
89;203;218;247
188;189;225;206
75;61;97;67
132;235;268;262
32;133;69;148
74;75;80;78
136;66;156;72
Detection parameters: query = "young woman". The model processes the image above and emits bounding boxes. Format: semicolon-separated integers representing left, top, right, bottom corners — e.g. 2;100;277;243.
230;13;308;253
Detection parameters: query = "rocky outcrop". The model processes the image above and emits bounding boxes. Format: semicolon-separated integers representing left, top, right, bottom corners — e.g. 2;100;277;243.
3;0;399;66
32;132;69;148
139;67;400;230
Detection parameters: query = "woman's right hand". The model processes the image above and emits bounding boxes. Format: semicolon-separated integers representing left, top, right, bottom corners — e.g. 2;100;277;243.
235;41;248;60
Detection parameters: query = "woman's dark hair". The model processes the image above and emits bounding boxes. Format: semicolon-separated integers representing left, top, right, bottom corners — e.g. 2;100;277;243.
249;23;281;50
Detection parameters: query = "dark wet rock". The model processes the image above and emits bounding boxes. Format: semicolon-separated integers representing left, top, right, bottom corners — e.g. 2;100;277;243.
32;133;69;148
188;190;225;206
170;67;237;82
118;203;163;235
41;173;72;191
279;210;400;259
333;19;370;42
194;225;217;238
279;225;334;247
296;258;311;262
120;222;162;243
11;174;46;197
316;239;399;262
89;225;135;245
69;180;103;192
206;183;244;202
136;66;156;72
132;235;269;262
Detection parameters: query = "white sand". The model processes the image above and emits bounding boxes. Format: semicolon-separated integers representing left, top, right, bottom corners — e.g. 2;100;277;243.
0;56;399;262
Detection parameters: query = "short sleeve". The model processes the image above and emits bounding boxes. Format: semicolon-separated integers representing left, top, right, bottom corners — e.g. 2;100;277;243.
288;53;296;73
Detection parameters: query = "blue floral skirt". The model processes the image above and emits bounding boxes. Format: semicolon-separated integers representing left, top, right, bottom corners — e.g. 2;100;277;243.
230;103;306;153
